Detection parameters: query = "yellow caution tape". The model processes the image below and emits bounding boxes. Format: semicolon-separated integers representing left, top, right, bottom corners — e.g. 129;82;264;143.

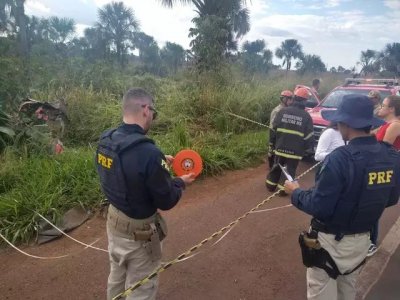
112;161;322;300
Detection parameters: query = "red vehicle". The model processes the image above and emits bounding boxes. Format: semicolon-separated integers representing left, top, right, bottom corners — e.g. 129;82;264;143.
308;78;400;149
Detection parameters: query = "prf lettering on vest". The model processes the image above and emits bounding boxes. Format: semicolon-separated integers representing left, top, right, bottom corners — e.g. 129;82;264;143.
368;170;393;185
98;153;113;169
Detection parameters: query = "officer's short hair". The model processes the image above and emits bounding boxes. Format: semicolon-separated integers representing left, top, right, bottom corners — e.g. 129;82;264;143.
123;88;154;114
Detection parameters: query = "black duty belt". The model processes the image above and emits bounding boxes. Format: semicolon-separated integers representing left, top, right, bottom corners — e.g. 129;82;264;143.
310;218;368;241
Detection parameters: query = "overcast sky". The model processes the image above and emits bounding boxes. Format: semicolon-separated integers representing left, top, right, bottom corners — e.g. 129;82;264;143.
25;0;400;70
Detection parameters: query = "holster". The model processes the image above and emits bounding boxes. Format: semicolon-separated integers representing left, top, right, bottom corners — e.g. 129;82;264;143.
298;230;365;279
139;214;168;262
107;205;168;261
132;213;168;242
298;231;341;279
141;223;162;262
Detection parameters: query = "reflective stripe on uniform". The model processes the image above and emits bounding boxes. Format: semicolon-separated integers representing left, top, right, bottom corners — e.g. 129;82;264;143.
277;128;304;137
274;150;302;160
304;132;313;140
277;184;285;190
266;179;278;186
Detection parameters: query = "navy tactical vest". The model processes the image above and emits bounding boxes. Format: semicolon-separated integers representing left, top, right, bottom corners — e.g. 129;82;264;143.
326;142;398;234
96;129;153;211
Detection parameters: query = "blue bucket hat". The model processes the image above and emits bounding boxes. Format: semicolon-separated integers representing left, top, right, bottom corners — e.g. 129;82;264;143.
321;94;384;128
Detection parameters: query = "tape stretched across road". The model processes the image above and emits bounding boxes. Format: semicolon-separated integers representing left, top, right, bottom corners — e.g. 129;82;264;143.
112;161;322;300
212;107;270;129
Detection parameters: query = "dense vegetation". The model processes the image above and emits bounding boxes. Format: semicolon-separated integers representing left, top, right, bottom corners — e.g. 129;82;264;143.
0;1;399;244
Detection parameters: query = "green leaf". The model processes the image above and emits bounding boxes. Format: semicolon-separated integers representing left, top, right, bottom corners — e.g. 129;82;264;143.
0;126;15;137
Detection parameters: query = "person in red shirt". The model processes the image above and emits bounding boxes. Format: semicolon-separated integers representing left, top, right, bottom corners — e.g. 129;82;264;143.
376;95;400;150
368;95;400;257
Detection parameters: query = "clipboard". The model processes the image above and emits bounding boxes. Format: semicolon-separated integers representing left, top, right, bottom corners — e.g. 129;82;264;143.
279;163;294;182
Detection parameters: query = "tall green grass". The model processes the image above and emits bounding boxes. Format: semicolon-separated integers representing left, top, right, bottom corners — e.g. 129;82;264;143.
0;130;267;244
0;70;346;244
0;148;102;244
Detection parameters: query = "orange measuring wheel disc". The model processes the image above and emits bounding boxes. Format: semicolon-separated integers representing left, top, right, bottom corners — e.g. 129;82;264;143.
172;149;203;177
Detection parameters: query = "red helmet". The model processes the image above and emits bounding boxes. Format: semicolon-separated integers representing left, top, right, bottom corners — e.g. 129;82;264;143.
280;90;293;98
294;87;310;100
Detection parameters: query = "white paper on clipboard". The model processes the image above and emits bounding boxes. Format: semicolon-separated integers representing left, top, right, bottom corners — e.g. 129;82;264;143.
279;163;294;182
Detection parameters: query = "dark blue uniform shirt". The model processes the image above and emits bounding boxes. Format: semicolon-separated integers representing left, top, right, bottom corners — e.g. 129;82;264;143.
106;123;185;219
291;136;400;233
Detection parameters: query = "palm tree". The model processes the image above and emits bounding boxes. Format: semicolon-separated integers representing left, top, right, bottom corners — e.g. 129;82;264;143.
83;26;110;61
15;0;27;56
241;39;273;74
358;49;379;76
0;0;11;32
0;0;28;56
295;54;326;75
275;39;303;72
160;42;185;74
36;17;51;40
242;39;265;54
159;0;250;70
97;1;140;66
134;32;162;75
381;43;400;75
161;0;249;41
48;16;75;44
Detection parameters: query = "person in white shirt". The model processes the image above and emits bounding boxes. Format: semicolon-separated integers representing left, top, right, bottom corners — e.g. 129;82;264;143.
314;123;345;162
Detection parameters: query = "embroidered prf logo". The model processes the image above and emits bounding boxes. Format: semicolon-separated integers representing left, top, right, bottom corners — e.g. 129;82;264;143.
368;170;394;185
98;153;113;169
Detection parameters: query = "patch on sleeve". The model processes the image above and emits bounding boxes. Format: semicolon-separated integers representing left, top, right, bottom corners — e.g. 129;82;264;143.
161;159;170;171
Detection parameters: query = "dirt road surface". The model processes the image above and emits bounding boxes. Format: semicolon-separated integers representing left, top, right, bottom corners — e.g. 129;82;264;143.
1;162;399;300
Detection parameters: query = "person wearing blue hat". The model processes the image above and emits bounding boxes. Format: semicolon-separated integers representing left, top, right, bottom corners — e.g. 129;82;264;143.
284;94;400;300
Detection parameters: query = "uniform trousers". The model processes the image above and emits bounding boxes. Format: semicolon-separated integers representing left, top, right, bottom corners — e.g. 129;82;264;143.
306;231;370;300
106;205;161;300
266;155;300;191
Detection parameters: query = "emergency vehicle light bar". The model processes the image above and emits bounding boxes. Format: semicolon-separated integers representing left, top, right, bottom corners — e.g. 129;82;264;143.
344;78;399;86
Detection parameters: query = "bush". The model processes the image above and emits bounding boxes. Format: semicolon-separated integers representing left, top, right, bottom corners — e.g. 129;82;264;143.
0;148;102;244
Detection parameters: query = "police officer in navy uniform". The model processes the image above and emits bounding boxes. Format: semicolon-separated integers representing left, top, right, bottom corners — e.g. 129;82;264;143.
284;94;400;300
96;88;195;300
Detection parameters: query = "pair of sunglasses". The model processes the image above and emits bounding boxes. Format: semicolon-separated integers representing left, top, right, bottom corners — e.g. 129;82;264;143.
142;104;158;120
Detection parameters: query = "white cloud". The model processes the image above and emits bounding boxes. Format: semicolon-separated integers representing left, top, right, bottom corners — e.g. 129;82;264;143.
248;0;271;17
326;0;341;8
295;0;350;10
246;7;400;69
93;0;110;7
75;23;90;37
23;0;400;69
25;0;51;15
25;0;98;25
384;0;400;10
91;0;195;48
